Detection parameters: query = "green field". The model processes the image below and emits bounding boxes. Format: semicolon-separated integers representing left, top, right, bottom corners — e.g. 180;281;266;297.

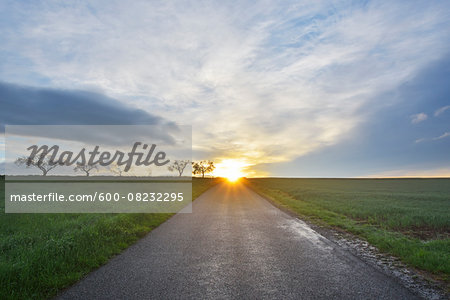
245;178;450;279
0;177;220;300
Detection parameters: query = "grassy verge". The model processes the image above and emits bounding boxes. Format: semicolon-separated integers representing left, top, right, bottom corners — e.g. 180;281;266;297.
0;177;221;300
244;178;450;280
192;177;223;200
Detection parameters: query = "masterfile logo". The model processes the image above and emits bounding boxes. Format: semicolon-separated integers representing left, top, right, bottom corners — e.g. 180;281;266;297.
4;125;192;213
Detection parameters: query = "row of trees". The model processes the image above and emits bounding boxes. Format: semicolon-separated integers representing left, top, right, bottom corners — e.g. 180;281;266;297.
167;160;215;177
15;156;215;177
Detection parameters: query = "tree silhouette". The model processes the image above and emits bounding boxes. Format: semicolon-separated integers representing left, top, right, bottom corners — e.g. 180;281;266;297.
15;156;63;176
108;163;126;176
74;163;98;176
168;160;190;176
192;160;215;178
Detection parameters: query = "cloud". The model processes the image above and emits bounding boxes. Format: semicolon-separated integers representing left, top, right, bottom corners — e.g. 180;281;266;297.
433;132;450;140
366;167;450;178
0;81;173;127
0;1;450;171
414;138;426;144
410;113;428;124
414;132;450;143
0;81;179;144
435;105;450;116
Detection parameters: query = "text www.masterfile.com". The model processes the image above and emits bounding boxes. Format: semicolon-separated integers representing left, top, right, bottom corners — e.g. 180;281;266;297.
9;192;186;202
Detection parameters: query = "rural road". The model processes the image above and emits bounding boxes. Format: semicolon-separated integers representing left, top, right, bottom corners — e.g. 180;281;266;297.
58;182;419;299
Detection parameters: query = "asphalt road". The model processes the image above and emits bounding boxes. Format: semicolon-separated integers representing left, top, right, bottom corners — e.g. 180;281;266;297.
58;182;419;299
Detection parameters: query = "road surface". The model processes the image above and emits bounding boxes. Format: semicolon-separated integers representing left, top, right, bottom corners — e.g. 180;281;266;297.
58;182;419;299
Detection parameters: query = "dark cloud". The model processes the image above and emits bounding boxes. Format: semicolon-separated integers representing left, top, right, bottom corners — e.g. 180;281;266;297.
0;81;173;128
0;81;179;144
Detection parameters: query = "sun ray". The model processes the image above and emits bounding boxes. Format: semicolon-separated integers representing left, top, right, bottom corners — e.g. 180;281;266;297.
213;159;248;182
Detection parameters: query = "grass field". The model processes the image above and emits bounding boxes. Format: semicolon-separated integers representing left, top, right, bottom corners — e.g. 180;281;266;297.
0;176;220;300
245;178;450;279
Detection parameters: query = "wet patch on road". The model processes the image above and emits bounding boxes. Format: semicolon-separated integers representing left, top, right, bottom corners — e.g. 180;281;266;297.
308;223;448;300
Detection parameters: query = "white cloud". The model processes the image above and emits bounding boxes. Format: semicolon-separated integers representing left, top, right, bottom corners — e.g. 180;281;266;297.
410;112;428;124
433;132;450;140
434;105;450;116
415;131;450;143
1;1;450;168
414;138;426;144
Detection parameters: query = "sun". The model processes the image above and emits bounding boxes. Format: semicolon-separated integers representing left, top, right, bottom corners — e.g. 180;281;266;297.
213;159;247;182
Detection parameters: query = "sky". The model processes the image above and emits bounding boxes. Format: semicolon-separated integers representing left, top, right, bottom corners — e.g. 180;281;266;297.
0;0;449;177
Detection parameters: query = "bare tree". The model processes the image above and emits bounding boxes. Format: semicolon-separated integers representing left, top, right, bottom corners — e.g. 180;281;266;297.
192;160;215;178
74;163;98;177
168;160;190;176
108;163;126;177
15;156;62;176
